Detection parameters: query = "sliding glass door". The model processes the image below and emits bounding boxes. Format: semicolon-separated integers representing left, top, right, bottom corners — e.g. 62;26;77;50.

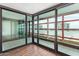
2;9;26;51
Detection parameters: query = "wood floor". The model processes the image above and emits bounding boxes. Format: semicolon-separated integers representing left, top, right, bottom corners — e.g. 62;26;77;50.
0;44;59;56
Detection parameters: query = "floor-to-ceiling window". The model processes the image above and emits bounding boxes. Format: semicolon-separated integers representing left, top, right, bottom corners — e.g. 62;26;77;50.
27;15;32;44
2;9;26;51
33;4;79;56
58;4;79;56
34;16;38;43
0;3;79;56
37;10;56;49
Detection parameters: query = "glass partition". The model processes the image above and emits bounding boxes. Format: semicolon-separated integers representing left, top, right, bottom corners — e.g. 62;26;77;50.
2;9;26;51
34;16;38;43
27;15;32;43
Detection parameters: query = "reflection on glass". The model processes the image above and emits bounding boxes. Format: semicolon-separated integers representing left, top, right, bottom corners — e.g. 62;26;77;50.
27;16;32;43
39;11;55;49
2;9;26;51
58;4;79;56
49;23;55;29
39;24;47;28
49;18;55;22
39;19;47;23
34;20;37;43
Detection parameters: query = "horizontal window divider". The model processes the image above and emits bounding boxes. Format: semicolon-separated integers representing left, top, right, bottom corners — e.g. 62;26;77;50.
34;19;79;25
63;37;79;40
34;28;79;30
63;29;79;30
36;23;48;25
34;28;55;30
33;32;79;40
63;19;79;22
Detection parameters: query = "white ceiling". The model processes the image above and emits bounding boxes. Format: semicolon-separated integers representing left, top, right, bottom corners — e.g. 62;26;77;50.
0;3;59;14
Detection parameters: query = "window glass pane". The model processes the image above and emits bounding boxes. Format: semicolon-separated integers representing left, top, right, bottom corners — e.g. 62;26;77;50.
39;30;47;34
39;19;47;23
34;21;37;24
39;24;47;28
58;4;79;15
49;18;55;22
64;21;79;29
57;30;62;36
27;22;29;37
34;16;38;43
48;30;55;35
39;11;55;19
58;16;62;21
2;9;26;51
30;22;32;32
64;13;79;21
27;15;32;21
64;21;79;39
49;23;55;29
57;22;62;29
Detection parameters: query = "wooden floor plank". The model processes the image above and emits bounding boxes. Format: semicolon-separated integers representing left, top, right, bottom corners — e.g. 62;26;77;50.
0;44;59;56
